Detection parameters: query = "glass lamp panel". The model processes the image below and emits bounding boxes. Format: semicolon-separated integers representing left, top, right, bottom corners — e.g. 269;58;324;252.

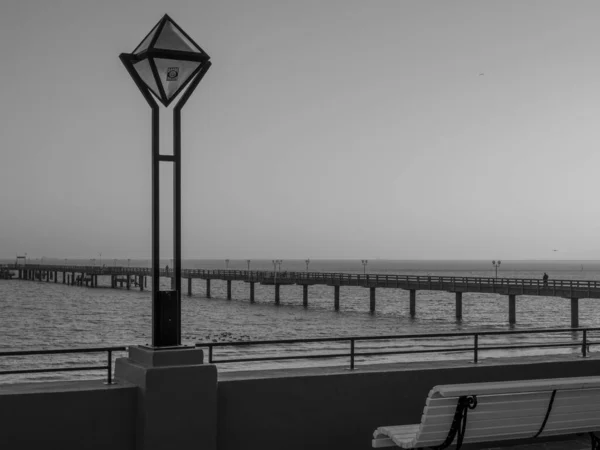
133;59;161;98
153;58;200;100
133;21;161;55
153;21;198;53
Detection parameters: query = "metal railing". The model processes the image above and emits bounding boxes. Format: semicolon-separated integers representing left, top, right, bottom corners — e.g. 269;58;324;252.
0;328;596;381
0;346;128;384
4;264;600;291
196;327;600;370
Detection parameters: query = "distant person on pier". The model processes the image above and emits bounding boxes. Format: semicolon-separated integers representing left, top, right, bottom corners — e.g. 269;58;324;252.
543;272;548;286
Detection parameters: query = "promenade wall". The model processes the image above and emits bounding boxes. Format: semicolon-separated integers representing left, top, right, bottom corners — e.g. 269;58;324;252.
217;356;600;450
0;380;136;449
1;355;600;449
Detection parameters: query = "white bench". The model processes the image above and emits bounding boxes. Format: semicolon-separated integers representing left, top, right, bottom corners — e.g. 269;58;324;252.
373;376;600;449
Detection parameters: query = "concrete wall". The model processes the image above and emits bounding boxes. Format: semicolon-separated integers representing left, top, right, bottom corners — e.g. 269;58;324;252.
217;356;600;450
2;354;600;450
0;380;136;449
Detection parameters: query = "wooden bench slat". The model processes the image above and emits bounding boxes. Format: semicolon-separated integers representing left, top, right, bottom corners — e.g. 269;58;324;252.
539;426;600;437
544;415;600;431
421;407;546;427
418;420;542;441
425;391;552;408
433;376;600;397
425;401;546;417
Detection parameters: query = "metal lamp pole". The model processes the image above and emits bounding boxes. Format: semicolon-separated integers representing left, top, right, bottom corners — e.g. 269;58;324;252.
361;259;368;275
305;259;310;272
120;14;211;347
492;260;501;279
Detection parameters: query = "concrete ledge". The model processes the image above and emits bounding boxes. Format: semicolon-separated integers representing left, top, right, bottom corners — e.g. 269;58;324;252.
130;345;203;367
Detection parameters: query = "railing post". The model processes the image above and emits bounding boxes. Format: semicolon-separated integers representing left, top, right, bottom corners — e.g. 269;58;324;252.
350;338;355;370
582;329;588;358
209;345;213;363
473;334;479;364
107;349;113;384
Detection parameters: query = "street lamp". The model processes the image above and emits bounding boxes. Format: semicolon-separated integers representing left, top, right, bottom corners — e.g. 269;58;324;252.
492;260;501;278
246;260;251;272
120;14;211;347
361;259;368;275
305;259;310;272
225;259;229;270
98;252;102;266
128;258;131;268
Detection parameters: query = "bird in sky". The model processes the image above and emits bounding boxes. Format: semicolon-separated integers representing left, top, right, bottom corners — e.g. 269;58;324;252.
479;73;484;76
552;249;558;252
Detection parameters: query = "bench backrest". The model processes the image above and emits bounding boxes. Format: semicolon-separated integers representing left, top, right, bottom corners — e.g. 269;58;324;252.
413;376;600;448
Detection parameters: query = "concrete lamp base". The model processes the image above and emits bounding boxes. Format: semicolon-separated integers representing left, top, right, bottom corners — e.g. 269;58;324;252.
115;345;217;450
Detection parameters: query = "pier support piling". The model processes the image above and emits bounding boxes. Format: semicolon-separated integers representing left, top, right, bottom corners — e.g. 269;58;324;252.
227;280;232;300
410;289;416;317
250;282;255;303
126;275;130;290
571;298;579;328
334;285;340;311
370;287;376;313
206;279;211;298
187;277;192;296
139;275;143;291
455;292;463;320
303;285;308;308
275;284;280;305
508;294;516;324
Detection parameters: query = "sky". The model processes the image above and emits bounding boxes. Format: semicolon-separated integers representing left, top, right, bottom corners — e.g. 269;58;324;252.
1;0;600;261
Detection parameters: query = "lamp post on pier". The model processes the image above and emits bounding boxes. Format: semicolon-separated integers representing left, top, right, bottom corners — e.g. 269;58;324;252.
361;259;368;275
305;259;310;272
120;15;211;347
246;260;251;272
492;260;501;279
225;259;229;270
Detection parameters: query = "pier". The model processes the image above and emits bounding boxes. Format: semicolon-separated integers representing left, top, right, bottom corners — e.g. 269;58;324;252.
3;263;599;327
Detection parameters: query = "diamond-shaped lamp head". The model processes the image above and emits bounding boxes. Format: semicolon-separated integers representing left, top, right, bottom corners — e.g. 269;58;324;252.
121;14;210;107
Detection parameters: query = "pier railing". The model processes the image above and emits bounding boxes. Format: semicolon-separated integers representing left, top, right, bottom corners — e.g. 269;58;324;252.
4;264;600;290
0;346;127;384
197;327;600;370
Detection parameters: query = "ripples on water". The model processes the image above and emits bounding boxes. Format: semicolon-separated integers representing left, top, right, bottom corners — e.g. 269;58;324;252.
2;260;600;383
